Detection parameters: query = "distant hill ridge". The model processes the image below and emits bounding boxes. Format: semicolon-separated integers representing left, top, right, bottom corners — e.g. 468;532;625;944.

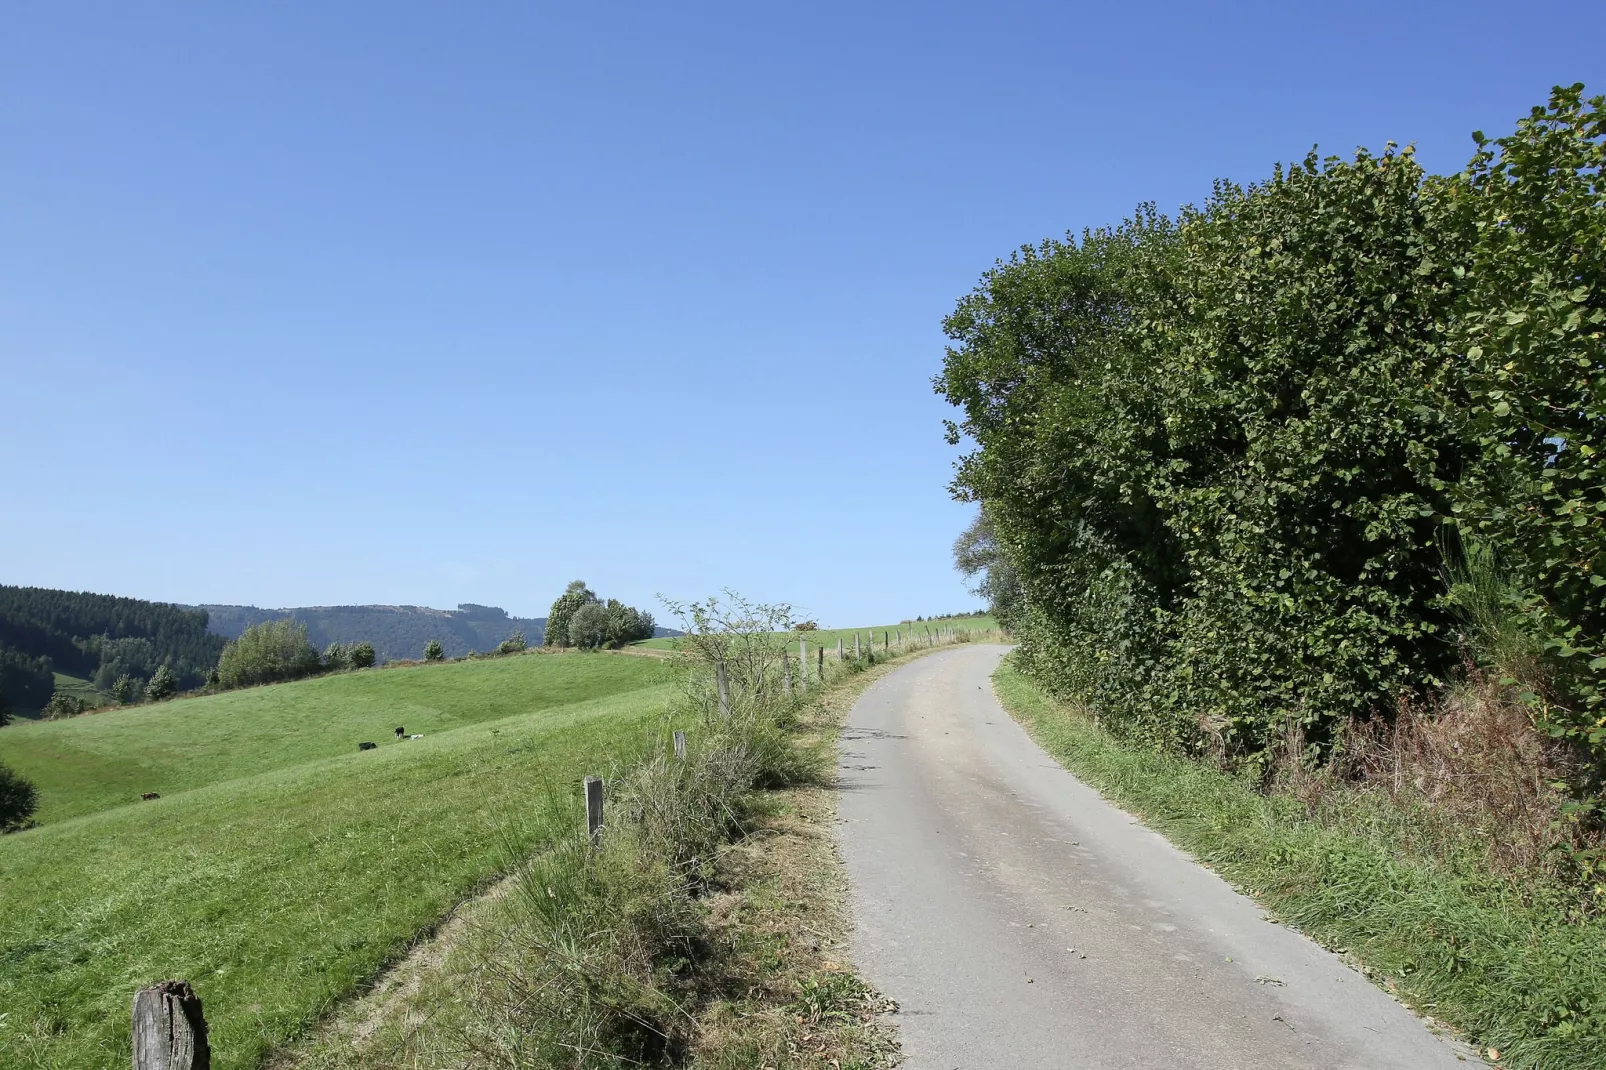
195;603;549;664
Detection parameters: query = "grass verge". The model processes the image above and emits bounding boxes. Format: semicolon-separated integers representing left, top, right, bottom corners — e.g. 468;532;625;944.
992;656;1606;1070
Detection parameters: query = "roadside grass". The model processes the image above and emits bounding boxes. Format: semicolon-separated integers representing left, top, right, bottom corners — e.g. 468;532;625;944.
1;651;665;825
0;665;680;1070
636;613;999;654
270;628;937;1070
992;657;1606;1070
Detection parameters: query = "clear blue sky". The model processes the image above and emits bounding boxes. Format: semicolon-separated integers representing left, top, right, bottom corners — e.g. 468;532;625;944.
2;2;1599;625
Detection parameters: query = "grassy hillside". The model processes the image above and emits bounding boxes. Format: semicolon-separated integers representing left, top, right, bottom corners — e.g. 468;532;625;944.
0;652;678;1070
2;650;664;825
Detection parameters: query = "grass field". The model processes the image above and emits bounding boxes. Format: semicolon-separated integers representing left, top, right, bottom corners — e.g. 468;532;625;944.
636;613;1000;654
0;652;679;1070
4;651;665;825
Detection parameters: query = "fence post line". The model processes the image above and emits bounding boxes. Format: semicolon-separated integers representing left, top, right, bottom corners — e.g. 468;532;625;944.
799;637;808;693
133;981;210;1070
715;659;731;718
584;775;604;846
673;730;686;762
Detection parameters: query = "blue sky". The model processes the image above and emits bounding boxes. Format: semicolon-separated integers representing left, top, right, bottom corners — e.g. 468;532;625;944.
2;2;1599;626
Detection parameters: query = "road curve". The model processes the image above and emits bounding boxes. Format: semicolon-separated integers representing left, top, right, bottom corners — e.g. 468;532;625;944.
836;644;1475;1070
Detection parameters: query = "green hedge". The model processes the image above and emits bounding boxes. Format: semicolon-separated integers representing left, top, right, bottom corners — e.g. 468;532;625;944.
938;85;1606;771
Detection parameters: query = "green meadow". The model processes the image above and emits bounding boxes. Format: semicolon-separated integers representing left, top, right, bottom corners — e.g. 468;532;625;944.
637;613;1000;654
0;652;678;1070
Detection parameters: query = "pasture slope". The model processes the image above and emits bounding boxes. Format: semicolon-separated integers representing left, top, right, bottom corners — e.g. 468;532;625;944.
638;613;999;655
0;651;676;1070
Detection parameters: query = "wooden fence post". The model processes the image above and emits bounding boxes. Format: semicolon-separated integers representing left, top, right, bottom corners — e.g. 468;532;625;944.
854;632;861;660
799;638;808;693
673;730;686;761
837;638;843;662
883;631;889;651
133;980;210;1070
715;660;731;718
817;644;823;680
584;775;604;846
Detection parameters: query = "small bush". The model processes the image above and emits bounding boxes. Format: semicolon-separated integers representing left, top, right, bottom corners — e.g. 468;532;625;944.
41;693;88;720
349;641;376;669
323;642;349;672
111;674;139;705
424;639;445;662
0;762;39;832
494;631;528;656
144;665;178;702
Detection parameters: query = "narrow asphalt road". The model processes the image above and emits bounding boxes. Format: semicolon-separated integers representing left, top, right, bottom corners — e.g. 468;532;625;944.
836;644;1476;1070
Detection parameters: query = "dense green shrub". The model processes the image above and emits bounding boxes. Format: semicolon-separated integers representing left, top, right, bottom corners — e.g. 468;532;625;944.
568;602;610;649
216;620;321;690
939;85;1606;775
544;581;597;648
348;641;376;669
110;674;139;705
143;665;178;702
423;639;445;661
41;693;88;720
323;642;349;671
0;762;38;832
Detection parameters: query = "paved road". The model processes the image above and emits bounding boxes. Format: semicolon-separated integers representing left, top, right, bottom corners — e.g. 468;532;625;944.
836;645;1476;1070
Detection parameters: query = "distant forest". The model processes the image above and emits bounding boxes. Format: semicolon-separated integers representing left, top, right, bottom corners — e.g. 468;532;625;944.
0;586;227;710
197;603;550;664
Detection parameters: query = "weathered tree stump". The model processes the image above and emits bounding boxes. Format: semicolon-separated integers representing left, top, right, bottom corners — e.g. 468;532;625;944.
132;980;209;1070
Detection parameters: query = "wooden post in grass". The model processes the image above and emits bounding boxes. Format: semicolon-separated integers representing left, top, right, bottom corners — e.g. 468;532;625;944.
673;730;686;762
584;776;604;846
854;632;861;660
715;660;731;718
133;980;210;1070
883;631;889;651
799;638;808;693
837;638;843;662
817;644;824;680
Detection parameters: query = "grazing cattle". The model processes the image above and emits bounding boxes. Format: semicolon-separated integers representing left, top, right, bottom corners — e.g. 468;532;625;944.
395;726;405;738
140;792;160;801
358;741;377;751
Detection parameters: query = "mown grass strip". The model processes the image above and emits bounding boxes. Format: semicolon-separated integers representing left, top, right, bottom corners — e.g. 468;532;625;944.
992;657;1606;1070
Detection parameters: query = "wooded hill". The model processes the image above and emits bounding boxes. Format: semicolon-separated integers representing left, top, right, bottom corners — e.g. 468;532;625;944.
196;603;549;664
0;586;226;710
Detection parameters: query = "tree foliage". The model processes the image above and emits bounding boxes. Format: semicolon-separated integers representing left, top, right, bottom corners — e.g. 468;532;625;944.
0;761;38;832
144;665;178;702
544;581;598;648
567;602;610;649
423;639;445;662
939;85;1606;774
217;620;321;690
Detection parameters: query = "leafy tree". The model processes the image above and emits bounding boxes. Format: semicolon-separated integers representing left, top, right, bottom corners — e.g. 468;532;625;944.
602;602;655;647
0;647;54;711
952;510;1023;626
216;620;321;689
0;762;38;832
111;674;139;705
42;693;88;719
323;642;350;672
494;631;528;656
349;641;376;669
545;581;598;648
424;639;445;662
144;665;178;702
568;602;610;649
